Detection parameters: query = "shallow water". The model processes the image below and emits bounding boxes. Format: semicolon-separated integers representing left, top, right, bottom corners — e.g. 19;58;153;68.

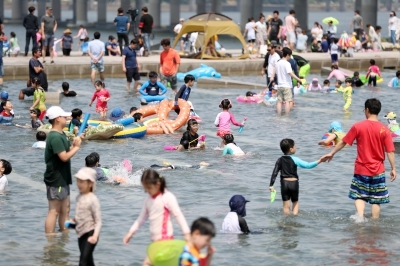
1;71;400;265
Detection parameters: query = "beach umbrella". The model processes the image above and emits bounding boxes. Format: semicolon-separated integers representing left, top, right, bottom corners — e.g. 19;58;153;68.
322;17;339;25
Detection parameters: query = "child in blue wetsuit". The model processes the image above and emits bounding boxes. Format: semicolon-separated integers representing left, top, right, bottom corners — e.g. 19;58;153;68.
174;74;195;114
222;134;245;156
139;71;168;105
269;139;325;215
392;70;400;87
69;108;88;135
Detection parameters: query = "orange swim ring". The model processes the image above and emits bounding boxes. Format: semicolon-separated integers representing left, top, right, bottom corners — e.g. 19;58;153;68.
133;99;190;134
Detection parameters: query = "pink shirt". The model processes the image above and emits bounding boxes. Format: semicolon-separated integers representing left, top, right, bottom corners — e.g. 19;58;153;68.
366;65;382;78
308;84;322;91
91;89;110;109
214;111;242;131
285;16;296;32
327;69;348;81
128;189;190;241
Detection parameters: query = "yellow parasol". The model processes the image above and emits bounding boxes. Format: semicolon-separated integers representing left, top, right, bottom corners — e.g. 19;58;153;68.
322;17;339;25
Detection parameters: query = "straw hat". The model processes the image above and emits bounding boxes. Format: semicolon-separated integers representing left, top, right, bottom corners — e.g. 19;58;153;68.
63;29;72;34
267;15;273;21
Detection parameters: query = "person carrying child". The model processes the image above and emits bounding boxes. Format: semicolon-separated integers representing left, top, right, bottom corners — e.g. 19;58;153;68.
222;134;245;156
174;74;195;114
214;99;244;147
177;119;205;151
139;71;168;104
123;169;191;265
0;159;12;191
32;131;47;149
337;78;353;110
269;139;325;215
179;217;216;266
89;80;110;120
366;59;382;87
30;77;46;120
85;154;107;181
222;195;250;234
318;121;346;146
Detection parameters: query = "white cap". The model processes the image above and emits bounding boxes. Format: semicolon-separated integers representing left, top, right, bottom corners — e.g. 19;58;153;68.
75;167;97;191
46;106;72;120
180;18;185;21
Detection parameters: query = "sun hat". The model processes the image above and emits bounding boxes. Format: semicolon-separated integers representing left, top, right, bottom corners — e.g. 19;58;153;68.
109;108;125;121
329;121;343;132
229;195;250;217
0;91;9;100
384;111;397;120
75;167;97;191
63;29;72;34
312;78;318;83
46;106;71;120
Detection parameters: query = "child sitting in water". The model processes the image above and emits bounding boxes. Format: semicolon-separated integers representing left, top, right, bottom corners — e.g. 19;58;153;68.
392;71;400;87
337;78;353;110
0;159;12;191
322;79;332;92
132;113;144;126
32;131;47;149
179;217;216;266
222;195;250;234
366;59;382;87
351;72;364;87
334;80;343;92
308;78;322;91
70;108;88;135
61;82;77;97
214;99;244;147
16;109;43;129
85;154;107;181
222;134;245;156
318;121;346;146
0;100;14;125
327;64;348;82
293;81;307;95
270;139;325;215
177;119;205;151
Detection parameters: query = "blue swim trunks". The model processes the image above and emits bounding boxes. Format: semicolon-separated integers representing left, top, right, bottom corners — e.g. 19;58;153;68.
349;172;389;204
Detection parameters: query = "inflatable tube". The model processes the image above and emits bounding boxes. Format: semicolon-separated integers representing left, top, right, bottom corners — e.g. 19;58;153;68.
140;95;167;103
237;96;262;103
132;99;190;135
176;64;222;82
115;117;134;126
65;119;112;131
78;113;91;136
84;124;124;140
144;117;159;126
321;133;334;146
147;240;186;266
299;63;311;77
359;75;383;85
113;124;147;139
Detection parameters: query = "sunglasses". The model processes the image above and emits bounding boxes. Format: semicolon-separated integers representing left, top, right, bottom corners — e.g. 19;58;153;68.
30;110;37;114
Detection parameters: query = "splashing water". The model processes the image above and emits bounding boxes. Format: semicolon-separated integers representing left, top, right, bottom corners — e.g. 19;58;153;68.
105;160;142;187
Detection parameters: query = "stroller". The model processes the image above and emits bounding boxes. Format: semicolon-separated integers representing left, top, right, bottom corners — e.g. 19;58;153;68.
338;31;355;57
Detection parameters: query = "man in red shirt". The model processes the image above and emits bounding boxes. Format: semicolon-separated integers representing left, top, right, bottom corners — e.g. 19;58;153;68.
322;98;396;219
159;38;181;93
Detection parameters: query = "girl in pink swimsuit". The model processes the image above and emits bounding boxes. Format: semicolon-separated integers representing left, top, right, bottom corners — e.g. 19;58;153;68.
123;169;190;265
89;80;110;120
214;99;244;147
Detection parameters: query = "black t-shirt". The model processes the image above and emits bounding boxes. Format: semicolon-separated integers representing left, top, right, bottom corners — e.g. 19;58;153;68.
180;131;198;149
29;58;43;79
21;87;35;97
61;91;77;97
269;18;283;36
140;14;154;33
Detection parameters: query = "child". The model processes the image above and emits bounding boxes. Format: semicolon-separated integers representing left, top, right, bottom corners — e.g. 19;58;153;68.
318;121;346;146
222;195;250;234
311;38;322;52
222;134;245;156
0;91;8;113
150;162;210;171
334;80;344;91
90;152;102;167
89;80;110;120
352;72;364;87
105;35;120;56
31;109;43;128
269;139;324;215
123;169;191;265
177;119;205;151
132;112;144;126
32;131;47;149
392;70;400;87
179;217;216;266
73;167;102;266
330;38;339;66
214;99;244;147
321;35;329;52
0;159;12;190
30;77;46;120
327;65;348;82
175;74;196;114
0;100;14;125
85;154;107;181
366;59;382;87
384;111;400;133
293;81;307;95
81;37;89;56
322;79;331;92
60;29;73;56
69;108;87;135
61;82;77;97
139;71;168;104
337;78;353;110
9;32;20;57
308;78;322;91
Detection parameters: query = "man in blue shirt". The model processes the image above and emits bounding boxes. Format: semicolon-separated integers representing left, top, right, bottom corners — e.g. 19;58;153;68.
114;7;130;55
0;31;3;86
105;35;120;56
122;39;140;92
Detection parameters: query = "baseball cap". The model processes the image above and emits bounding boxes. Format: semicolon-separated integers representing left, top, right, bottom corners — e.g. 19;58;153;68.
46;6;53;10
384;111;397;120
109;108;125;121
180;18;184;22
0;91;9;100
329;121;343;132
75;167;97;191
46;106;72;120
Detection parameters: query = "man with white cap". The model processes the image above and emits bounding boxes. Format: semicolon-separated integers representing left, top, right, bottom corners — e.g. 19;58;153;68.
44;106;82;233
173;18;187;52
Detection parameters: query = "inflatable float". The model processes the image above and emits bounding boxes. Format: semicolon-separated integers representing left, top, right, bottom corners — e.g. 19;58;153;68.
140;95;167;104
359;75;383;85
40;123;124;140
387;77;400;88
112;117;147;138
177;64;222;81
237;95;262;103
131;99;190;134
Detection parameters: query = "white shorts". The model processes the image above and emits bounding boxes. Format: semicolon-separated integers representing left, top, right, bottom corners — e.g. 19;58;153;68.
287;31;296;44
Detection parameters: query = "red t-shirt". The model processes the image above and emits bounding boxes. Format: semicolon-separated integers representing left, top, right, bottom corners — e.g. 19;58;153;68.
342;120;395;176
160;49;181;76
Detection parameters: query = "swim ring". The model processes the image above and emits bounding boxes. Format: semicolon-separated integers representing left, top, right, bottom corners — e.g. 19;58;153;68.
237;96;262;103
41;123;124;140
131;99;190;134
140;95;168;104
321;133;334;146
65;119;111;131
359;75;383;85
113;123;147;139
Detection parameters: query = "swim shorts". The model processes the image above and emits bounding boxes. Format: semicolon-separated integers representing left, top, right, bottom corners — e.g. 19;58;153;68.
91;62;105;72
286;31;296;43
43;34;54;47
160;74;178;90
280;179;299;202
331;54;338;63
126;67;140;82
46;185;70;201
216;130;230;137
277;87;293;102
348;172;389;204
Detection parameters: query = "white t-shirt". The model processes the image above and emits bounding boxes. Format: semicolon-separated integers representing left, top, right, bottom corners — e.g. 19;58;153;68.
296;34;308;50
267;52;281;77
189;32;198;43
245;22;256;40
390;16;398;31
330;43;339;54
88;39;106;63
0;175;8;190
255;21;266;35
276;59;293;88
32;141;46;149
174;23;182;34
222;212;241;233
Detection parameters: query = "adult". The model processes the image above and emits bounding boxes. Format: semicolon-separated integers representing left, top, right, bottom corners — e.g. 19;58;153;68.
0;17;3;31
243;18;256;52
114;7;130;54
350;10;363;39
270;47;301;116
321;99;396;220
73;25;88;51
327;21;337;47
23;6;39;56
44;106;82;233
261;44;281;89
311;22;323;41
27;47;48;91
41;6;57;63
88;32;105;83
268;11;283;44
174;18;186;52
138;7;154;55
389;11;398;45
159;38;181;92
360;30;369;50
255;14;267;55
122;39;140;92
0;32;3;86
285;10;298;50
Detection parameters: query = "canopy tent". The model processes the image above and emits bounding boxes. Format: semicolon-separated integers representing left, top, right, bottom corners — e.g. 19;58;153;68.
172;13;249;59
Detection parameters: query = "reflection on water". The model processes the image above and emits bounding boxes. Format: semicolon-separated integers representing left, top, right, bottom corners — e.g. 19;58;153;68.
41;234;72;266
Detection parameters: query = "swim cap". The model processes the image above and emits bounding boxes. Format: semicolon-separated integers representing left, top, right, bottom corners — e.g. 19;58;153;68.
329;121;343;132
384;111;396;120
312;78;318;83
0;91;9;100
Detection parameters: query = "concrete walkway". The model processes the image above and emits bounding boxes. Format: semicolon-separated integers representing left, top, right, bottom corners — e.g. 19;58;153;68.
3;50;400;80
